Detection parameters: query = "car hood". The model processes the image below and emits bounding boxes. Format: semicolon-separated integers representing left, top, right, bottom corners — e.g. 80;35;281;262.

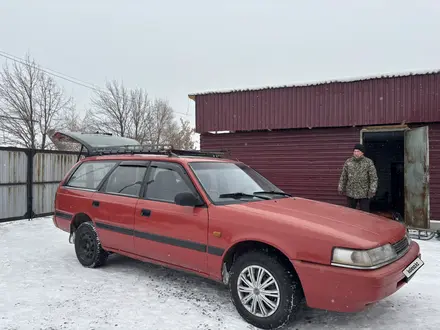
231;197;406;245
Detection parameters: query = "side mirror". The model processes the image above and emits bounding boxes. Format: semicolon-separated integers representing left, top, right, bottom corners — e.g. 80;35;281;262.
175;192;204;207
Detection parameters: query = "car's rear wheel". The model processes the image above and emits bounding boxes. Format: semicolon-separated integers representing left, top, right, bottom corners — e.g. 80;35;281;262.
74;221;108;268
229;251;303;329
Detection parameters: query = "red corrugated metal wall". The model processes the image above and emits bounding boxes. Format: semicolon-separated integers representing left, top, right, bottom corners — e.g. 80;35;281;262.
195;73;440;133
200;128;361;207
200;124;440;220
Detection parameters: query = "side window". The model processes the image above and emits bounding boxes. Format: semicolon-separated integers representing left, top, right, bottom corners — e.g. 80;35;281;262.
144;164;195;203
104;165;147;197
66;161;117;190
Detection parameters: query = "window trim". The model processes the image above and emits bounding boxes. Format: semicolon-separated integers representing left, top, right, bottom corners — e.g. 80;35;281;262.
142;161;206;206
63;160;119;191
98;161;150;199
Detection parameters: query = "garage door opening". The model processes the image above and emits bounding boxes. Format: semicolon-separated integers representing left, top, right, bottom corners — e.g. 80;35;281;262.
362;130;405;219
362;126;430;229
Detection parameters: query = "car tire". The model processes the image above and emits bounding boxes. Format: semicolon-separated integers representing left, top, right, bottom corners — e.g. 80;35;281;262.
229;250;303;329
74;221;108;268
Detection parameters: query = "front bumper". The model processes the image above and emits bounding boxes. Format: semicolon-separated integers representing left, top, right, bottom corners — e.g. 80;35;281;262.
292;241;421;312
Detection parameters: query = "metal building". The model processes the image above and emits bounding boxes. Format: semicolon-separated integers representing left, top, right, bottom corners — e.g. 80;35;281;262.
189;70;440;230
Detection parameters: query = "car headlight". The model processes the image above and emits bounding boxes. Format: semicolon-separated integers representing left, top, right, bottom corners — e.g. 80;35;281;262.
331;244;397;269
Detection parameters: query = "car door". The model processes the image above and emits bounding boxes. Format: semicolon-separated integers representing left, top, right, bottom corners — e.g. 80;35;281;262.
134;161;209;273
60;159;118;231
92;161;149;254
404;126;430;228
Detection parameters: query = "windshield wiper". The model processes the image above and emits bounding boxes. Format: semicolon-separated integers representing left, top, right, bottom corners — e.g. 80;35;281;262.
218;192;271;200
253;190;292;197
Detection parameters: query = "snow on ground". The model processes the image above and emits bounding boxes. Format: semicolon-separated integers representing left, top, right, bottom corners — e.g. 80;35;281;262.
0;217;439;330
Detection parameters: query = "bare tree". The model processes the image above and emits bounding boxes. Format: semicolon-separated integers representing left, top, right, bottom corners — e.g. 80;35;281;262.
129;88;153;144
0;55;39;148
166;117;195;149
150;98;175;145
35;73;73;149
90;80;132;136
60;107;93;133
0;54;73;149
60;106;82;132
89;79;195;149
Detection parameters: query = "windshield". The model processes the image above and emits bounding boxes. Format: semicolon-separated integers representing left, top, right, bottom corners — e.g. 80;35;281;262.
189;161;287;204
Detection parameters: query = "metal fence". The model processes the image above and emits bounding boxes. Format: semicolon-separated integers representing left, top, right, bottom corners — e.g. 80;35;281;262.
0;147;79;223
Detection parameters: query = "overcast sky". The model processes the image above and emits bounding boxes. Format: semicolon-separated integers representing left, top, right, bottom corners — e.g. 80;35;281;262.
1;0;439;131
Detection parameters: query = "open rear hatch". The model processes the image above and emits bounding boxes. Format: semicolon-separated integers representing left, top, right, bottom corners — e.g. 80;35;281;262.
49;130;140;158
50;130;228;160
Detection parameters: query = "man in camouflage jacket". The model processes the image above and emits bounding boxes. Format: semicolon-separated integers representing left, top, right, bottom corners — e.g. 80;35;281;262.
338;144;378;212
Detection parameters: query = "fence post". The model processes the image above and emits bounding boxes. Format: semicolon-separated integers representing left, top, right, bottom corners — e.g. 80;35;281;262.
26;148;35;220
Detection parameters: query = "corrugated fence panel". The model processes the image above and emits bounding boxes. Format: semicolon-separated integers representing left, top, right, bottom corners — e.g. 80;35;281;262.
0;149;27;184
0;148;81;221
195;73;440;133
32;152;78;216
32;183;59;216
33;152;78;183
0;149;28;220
0;186;27;220
200;128;361;207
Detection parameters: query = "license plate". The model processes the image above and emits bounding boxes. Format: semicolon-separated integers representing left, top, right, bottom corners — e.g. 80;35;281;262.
403;257;424;279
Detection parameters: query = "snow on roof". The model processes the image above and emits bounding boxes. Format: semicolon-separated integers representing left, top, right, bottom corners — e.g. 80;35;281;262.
188;68;440;99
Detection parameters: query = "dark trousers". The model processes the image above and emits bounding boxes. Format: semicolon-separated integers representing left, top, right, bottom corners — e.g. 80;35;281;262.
347;197;370;212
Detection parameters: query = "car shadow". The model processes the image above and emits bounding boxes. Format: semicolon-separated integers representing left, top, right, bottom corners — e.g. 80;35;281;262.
99;253;235;315
104;253;225;287
95;253;407;329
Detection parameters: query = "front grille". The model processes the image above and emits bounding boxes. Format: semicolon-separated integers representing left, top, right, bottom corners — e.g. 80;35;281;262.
392;236;409;256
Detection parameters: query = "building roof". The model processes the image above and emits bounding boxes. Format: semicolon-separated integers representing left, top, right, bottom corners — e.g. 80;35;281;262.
191;70;440;133
188;68;440;100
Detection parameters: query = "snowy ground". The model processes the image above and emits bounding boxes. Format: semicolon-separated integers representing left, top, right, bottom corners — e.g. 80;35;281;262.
0;217;439;330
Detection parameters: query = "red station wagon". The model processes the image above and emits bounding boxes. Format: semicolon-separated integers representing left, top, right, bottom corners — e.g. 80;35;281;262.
52;131;424;329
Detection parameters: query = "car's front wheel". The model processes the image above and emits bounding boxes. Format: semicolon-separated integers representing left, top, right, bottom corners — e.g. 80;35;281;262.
229;251;303;329
74;221;108;268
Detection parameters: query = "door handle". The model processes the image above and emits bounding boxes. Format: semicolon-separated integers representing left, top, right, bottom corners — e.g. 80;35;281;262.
141;209;151;217
92;200;100;207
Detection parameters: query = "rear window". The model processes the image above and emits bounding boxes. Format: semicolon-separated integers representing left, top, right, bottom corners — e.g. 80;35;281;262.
66;161;117;190
103;165;147;197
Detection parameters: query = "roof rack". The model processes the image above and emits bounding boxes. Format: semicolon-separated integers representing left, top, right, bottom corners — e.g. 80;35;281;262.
88;144;171;156
49;130;228;159
170;149;227;158
87;144;227;159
